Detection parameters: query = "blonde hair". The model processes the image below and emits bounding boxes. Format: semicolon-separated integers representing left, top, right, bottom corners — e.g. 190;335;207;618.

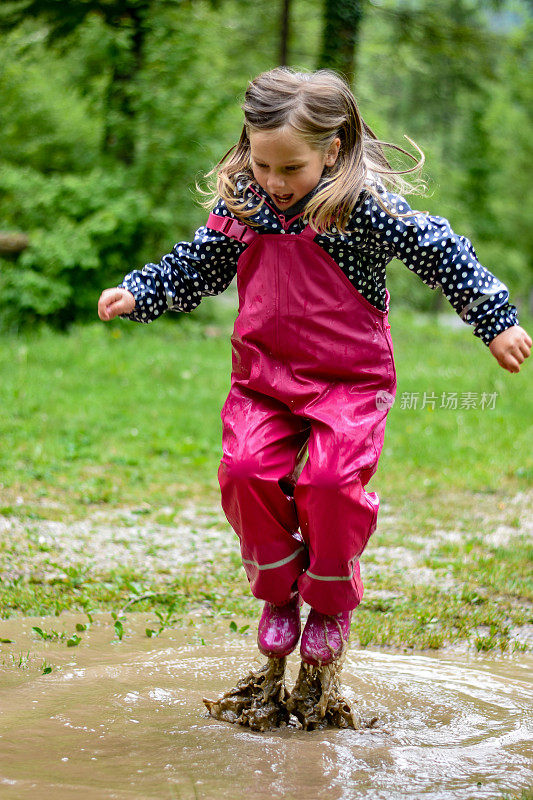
202;67;426;234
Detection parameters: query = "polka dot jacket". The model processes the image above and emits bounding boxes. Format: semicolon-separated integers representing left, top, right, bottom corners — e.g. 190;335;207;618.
119;181;518;347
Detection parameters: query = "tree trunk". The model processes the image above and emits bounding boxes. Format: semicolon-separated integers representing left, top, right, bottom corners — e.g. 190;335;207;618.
317;0;363;85
0;232;29;255
103;3;148;163
279;0;291;66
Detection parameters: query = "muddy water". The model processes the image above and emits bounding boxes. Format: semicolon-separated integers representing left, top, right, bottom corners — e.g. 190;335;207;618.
0;613;531;800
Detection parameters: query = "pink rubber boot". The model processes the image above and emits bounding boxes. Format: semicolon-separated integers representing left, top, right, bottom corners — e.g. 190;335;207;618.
300;608;352;666
257;594;303;658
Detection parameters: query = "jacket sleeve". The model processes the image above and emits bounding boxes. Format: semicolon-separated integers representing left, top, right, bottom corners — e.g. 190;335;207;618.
364;191;519;346
118;200;244;323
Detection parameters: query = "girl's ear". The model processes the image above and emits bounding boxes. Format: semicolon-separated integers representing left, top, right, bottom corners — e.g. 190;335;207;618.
325;137;341;167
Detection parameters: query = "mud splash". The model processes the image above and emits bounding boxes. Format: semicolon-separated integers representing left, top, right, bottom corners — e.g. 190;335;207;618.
204;656;290;731
1;612;532;799
204;655;359;732
286;659;359;730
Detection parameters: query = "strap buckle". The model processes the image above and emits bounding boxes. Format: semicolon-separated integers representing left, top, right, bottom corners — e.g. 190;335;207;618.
222;217;248;242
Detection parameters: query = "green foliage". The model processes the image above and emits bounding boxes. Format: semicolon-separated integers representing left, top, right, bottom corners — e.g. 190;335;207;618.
477;20;533;295
0;162;158;328
0;22;102;172
0;0;153;40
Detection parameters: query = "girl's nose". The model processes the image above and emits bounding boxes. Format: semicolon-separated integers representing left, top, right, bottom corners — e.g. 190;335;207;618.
268;174;286;193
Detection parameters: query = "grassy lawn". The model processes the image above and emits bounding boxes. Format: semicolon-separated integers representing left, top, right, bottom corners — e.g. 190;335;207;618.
1;297;532;654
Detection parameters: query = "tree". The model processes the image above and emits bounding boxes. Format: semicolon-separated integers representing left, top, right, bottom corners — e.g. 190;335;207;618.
317;0;363;84
279;0;291;65
0;1;152;161
0;0;227;164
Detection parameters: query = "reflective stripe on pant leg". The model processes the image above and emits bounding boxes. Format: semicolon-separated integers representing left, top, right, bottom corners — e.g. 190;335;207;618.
297;559;366;615
297;484;379;614
241;546;308;601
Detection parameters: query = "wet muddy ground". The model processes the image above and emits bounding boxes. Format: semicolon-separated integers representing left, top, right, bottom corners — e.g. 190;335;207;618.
1;612;531;799
2;491;530;588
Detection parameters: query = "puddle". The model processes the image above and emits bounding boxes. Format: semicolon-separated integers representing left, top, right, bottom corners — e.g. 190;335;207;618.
0;613;531;799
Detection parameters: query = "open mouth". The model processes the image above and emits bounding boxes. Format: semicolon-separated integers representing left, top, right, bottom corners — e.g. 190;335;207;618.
273;193;293;206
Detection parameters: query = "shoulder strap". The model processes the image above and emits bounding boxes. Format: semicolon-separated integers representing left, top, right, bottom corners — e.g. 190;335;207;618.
206;213;258;245
298;225;317;241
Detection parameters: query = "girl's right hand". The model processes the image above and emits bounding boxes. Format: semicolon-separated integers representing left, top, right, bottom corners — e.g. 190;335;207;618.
98;288;136;321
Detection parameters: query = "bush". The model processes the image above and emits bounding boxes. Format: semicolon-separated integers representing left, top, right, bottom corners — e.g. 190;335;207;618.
0;162;169;329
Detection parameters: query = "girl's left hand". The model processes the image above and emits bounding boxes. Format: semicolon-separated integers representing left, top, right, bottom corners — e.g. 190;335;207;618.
489;325;532;373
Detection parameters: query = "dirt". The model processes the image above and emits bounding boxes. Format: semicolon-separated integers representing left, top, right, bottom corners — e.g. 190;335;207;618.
204;650;360;732
286;659;358;730
204;656;290;731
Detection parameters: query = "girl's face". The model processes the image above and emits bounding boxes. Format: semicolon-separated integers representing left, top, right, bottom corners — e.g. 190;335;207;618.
249;126;340;210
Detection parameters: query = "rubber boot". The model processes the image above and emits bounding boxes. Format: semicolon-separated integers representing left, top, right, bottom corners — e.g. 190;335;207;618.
300;608;352;666
257;594;303;658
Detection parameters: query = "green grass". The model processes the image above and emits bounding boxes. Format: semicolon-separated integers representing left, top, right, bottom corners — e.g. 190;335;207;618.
0;304;232;510
0;300;532;651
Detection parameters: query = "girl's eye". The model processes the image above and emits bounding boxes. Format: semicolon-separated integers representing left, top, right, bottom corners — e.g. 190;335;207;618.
285;166;301;172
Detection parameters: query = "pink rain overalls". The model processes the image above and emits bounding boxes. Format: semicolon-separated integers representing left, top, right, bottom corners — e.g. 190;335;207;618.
208;211;397;616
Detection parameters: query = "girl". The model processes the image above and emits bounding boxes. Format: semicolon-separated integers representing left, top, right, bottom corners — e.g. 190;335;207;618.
98;68;531;667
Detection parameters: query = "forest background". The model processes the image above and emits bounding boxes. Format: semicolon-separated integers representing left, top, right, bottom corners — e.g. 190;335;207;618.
0;0;531;330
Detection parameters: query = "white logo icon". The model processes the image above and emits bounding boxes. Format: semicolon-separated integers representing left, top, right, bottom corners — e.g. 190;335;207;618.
376;390;395;410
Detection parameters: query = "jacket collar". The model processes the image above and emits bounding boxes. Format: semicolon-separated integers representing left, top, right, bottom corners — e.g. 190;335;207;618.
237;179;318;232
235;176;369;234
